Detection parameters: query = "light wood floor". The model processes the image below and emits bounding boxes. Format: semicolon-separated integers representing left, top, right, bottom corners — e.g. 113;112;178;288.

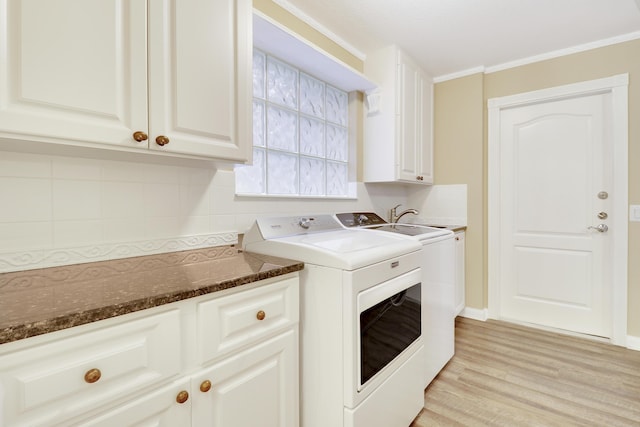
410;317;640;426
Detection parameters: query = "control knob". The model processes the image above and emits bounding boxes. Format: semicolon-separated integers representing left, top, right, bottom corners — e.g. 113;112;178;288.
356;214;369;225
299;217;311;229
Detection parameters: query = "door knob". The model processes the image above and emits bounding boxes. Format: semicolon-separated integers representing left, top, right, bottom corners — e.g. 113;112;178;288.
588;224;608;233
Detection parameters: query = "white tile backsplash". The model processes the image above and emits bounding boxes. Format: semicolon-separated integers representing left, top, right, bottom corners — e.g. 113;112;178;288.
53;180;102;220
138;162;182;185
101;160;147;182
408;184;467;226
0;177;52;222
0;222;52;251
52;157;101;180
53;220;103;247
101;181;146;219
144;183;181;217
103;218;147;242
180;184;210;216
180;215;210;236
211;214;237;232
0;151;51;178
0;150;410;272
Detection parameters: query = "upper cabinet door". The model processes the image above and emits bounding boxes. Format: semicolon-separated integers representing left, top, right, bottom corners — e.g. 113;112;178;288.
417;68;434;183
363;46;433;185
0;0;148;148
397;51;433;184
397;54;419;182
147;0;252;162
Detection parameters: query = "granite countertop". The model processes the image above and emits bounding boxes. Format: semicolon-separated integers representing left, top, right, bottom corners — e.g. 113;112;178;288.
0;246;304;345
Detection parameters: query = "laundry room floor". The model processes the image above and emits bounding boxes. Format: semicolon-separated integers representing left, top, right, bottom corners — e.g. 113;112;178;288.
411;317;640;426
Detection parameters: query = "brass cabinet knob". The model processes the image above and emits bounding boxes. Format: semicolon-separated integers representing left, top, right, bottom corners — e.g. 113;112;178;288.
176;390;189;404
155;135;170;146
416;176;424;181
132;131;148;142
200;380;212;393
84;368;101;384
256;310;266;321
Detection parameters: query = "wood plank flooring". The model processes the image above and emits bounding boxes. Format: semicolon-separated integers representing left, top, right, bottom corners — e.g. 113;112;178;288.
410;317;640;426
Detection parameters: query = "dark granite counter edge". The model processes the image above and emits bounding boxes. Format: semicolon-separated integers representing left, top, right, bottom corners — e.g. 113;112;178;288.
0;259;303;345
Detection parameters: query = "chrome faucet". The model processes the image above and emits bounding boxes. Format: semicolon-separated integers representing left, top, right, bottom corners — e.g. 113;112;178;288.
389;204;419;223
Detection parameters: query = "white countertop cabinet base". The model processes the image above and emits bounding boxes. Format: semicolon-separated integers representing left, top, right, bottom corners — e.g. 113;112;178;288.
454;231;466;316
0;274;299;427
191;329;298;427
0;0;252;163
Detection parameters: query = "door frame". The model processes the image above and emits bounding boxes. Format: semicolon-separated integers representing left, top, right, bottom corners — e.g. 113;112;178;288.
487;74;629;346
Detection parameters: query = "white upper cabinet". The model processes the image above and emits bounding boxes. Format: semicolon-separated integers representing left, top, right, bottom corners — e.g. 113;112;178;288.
0;0;251;163
0;0;148;148
364;46;434;184
148;0;251;161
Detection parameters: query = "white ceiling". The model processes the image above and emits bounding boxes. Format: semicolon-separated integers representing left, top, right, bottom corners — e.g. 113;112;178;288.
274;0;640;79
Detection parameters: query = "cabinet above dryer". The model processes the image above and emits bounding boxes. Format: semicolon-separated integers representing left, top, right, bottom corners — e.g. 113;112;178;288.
363;46;433;185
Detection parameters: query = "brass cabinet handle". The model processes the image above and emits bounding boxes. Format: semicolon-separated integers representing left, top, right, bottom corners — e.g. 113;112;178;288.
155;135;170;146
200;380;212;393
84;368;101;384
132;131;148;142
176;390;189;404
256;310;266;321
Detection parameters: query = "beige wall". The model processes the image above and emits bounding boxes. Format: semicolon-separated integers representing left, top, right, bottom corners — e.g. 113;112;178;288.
434;39;640;336
433;74;485;312
253;0;363;72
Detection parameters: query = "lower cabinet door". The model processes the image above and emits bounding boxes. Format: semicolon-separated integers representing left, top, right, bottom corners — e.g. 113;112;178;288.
191;329;298;427
68;378;192;427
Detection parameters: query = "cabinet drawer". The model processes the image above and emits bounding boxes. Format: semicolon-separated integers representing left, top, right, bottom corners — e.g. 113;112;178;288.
197;276;299;363
0;309;181;426
62;377;191;427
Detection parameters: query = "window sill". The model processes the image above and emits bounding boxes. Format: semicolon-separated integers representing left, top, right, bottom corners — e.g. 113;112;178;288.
235;193;357;201
236;183;358;200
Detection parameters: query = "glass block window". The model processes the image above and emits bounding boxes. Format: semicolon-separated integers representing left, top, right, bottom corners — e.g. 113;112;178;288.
235;49;350;197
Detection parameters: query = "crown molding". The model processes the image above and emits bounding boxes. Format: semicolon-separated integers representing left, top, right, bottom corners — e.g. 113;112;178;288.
271;0;366;61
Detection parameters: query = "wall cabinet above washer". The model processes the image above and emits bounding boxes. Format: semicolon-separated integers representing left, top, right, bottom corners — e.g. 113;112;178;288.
0;0;252;163
363;46;433;184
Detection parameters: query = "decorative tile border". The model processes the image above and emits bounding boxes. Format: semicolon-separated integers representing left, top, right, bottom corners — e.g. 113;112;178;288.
0;232;238;273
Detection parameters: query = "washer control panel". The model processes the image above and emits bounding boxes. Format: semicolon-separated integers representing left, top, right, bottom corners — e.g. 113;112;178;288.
335;212;387;227
256;214;342;239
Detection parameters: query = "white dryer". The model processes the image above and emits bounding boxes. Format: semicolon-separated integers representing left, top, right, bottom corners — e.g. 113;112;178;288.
243;214;425;427
335;212;456;388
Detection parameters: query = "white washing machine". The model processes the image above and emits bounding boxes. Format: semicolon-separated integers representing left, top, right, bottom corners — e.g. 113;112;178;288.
243;214;425;427
335;212;456;388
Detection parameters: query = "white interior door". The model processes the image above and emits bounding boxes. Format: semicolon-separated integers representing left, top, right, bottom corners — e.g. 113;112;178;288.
497;92;612;337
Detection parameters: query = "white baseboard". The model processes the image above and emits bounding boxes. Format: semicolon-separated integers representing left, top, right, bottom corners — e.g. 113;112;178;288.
459;307;488;321
459;309;640;352
627;335;640;351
